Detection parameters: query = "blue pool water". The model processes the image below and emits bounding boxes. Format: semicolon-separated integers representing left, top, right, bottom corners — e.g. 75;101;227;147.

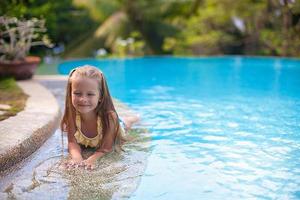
59;56;300;199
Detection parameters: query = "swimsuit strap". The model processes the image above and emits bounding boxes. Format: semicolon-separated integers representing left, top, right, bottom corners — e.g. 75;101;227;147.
75;112;103;140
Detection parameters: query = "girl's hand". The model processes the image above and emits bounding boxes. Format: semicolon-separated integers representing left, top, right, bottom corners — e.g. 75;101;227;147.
65;157;83;169
81;156;97;170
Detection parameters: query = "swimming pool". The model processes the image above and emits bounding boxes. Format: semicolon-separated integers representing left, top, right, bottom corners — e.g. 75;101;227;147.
58;56;300;199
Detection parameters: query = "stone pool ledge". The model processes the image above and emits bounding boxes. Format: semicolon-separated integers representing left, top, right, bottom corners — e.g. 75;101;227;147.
0;79;61;172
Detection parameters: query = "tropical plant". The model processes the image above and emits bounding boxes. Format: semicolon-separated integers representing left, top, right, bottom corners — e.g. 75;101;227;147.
0;16;52;62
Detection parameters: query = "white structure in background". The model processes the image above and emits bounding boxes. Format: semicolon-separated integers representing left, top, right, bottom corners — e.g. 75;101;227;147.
116;37;134;47
232;16;245;33
95;48;107;57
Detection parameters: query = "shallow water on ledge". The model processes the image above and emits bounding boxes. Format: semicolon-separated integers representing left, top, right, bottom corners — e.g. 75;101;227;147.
0;80;150;200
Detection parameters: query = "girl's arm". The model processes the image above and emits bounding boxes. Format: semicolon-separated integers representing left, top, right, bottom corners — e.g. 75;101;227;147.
83;112;118;169
67;124;83;163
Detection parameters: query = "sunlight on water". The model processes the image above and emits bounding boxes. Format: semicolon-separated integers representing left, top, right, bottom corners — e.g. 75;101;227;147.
130;95;300;200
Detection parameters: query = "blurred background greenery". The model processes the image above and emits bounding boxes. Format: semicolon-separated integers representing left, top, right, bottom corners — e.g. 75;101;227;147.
1;0;299;58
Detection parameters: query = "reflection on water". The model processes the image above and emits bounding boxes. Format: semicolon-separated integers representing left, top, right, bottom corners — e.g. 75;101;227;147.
0;80;150;199
129;95;300;200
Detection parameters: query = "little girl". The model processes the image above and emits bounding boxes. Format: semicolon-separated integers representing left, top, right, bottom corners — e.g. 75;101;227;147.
61;65;139;170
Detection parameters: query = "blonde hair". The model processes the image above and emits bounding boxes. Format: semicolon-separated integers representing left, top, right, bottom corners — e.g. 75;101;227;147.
60;65;125;151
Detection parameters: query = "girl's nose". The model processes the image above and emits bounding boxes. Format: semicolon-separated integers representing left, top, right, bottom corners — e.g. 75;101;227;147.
80;96;88;103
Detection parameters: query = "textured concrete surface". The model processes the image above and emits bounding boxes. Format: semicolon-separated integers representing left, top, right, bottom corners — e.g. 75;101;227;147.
0;80;61;172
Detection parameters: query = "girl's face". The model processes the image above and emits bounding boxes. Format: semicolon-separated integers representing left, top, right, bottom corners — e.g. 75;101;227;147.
71;76;100;115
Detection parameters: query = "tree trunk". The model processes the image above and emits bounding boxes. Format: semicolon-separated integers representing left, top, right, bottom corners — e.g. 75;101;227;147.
189;0;202;17
282;0;292;56
124;0;163;54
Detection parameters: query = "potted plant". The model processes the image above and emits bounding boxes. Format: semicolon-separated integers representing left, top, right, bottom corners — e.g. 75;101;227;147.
0;16;52;80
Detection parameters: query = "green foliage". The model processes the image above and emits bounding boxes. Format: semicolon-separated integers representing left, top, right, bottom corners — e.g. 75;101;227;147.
162;0;300;57
163;0;237;55
1;0;299;57
0;0;97;55
0;77;16;91
73;0;121;21
64;11;129;58
121;0;182;54
0;77;28;121
111;31;146;57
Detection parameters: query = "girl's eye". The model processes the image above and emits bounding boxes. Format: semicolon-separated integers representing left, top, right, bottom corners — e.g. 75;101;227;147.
73;92;81;96
88;93;95;96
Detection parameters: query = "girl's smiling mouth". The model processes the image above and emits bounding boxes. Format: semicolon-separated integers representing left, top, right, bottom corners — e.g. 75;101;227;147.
78;104;90;107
